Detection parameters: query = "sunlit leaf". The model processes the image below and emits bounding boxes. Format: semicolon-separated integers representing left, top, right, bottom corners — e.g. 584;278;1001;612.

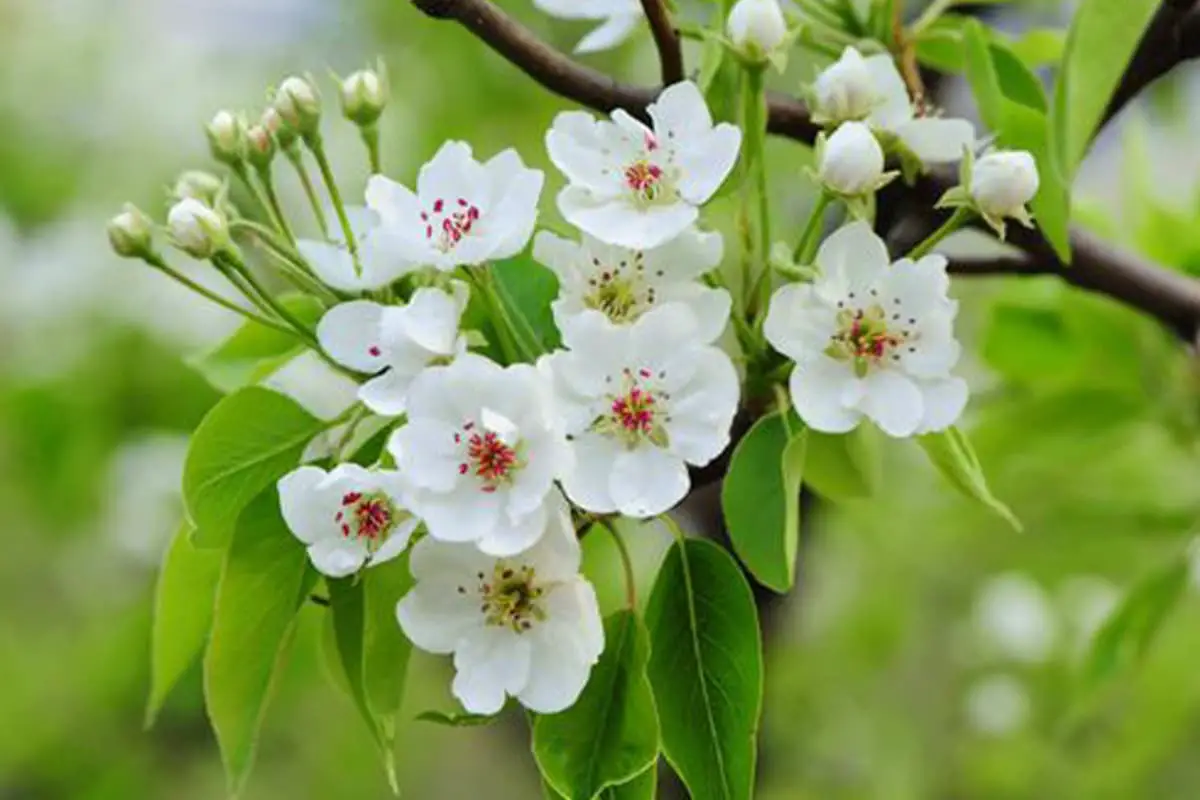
917;426;1022;531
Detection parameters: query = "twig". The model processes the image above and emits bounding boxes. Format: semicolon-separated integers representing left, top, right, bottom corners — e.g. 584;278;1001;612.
639;0;684;85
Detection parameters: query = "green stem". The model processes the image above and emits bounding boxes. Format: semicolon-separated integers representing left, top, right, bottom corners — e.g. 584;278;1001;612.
744;66;772;317
793;191;834;264
599;521;637;610
658;513;688;547
472;267;539;363
908;206;973;259
232;163;286;237
360;124;382;175
909;0;956;38
217;251;319;347
305;134;360;271
254;164;297;247
285;147;330;240
231;219;342;304
143;254;294;334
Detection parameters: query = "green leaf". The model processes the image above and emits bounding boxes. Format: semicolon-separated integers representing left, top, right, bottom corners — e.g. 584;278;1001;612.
492;255;562;355
204;490;317;796
645;538;763;800
187;295;324;394
1084;554;1189;685
803;426;880;502
145;524;223;727
600;765;656;799
415;710;498;727
1050;0;1159;179
1009;28;1065;69
184;387;326;548
722;412;807;593
535;610;659;800
917;426;1022;531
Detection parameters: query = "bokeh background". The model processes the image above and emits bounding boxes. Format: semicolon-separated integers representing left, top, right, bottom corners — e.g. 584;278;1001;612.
1;0;1198;797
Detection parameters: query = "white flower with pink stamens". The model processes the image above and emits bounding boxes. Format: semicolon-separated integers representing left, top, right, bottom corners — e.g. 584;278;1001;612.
317;282;469;416
297;206;414;292
365;141;544;271
540;304;739;518
546;81;741;250
396;490;604;715
387;354;570;556
277;463;419;578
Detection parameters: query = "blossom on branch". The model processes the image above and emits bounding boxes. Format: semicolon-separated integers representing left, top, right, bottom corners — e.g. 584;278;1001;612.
531;0;643;54
764;221;967;438
297;206;413;291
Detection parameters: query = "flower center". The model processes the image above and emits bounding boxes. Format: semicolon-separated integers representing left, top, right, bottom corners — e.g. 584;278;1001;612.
594;367;671;448
827;304;911;377
582;252;657;325
334;491;397;551
466;563;546;633
624;160;664;197
420;196;481;252
455;412;524;493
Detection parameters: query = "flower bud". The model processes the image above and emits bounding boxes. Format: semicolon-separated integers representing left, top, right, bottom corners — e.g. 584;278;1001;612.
168;198;228;260
172;170;223;205
727;0;787;58
245;124;276;168
970;150;1039;219
274;76;321;137
812;47;879;125
340;68;388;127
107;203;156;260
261;107;298;152
206;110;247;165
818;122;884;196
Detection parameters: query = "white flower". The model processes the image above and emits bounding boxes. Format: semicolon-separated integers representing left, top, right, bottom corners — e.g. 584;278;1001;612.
818;121;886;196
277;463;419;578
297;206;413;292
727;0;788;57
317;283;469;416
763;221;966;438
532;0;643;54
541;304;739;517
365;141;544;271
547;81;741;250
533;226;731;343
387;354;570;556
396;490;604;715
167;198;226;259
811;47;975;165
970;150;1038;229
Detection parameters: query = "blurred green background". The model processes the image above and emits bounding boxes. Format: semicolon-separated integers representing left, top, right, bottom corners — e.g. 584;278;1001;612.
1;0;1198;798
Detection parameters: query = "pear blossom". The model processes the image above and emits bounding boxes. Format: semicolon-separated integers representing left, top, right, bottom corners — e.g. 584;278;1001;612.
727;0;788;57
811;47;975;165
532;0;643;54
365;141;544;271
317;283;469;416
818;121;888;197
541;304;739;517
396;490;603;715
546;81;741;249
764;221;966;438
970;150;1039;234
533;226;730;342
277;463;419;578
297;206;413;292
168;198;227;259
387;354;570;556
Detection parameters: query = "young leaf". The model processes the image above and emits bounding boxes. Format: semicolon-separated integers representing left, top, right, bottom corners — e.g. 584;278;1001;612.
917;426;1022;531
722;412;807;593
492;254;562;355
361;555;415;721
1084;554;1189;686
803;426;880;502
145;524;223;727
599;764;656;799
184;387;326;548
1050;0;1159;180
645;538;763;800
187;295;324;394
204;490;317;796
415;710;498;727
534;610;659;800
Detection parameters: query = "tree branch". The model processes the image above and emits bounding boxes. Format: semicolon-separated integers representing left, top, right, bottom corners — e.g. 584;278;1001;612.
408;0;1200;340
639;0;685;85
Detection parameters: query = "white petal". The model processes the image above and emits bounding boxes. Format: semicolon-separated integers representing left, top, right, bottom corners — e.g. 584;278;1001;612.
863;54;912;129
664;349;740;464
277;466;335;545
664;284;731;344
561;432;622;514
876;255;952;317
308;537;369;578
557;185;698;249
317;301;386;373
915;377;968;434
648;81;713;136
388;420;462;492
642;226;724;280
452;627;531;715
519;584;604;712
575;12;642;54
477;501;547;558
369;515;419;566
546;112;623;193
676;124;743;204
901;313;961;378
609;446;689;517
418;483;503;544
264;352;360;422
485;150;544;258
764;282;838;361
392;286;464;356
358;371;413;416
788;356;862;433
814;220;891;298
895;118;976;164
521;495;583;578
532;230;581;285
297;240;361;292
858;370;924;437
417;141;483;203
396;581;481;654
409;531;495;582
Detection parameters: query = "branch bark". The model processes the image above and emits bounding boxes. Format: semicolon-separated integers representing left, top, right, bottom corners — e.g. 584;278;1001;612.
639;0;685;85
408;0;1200;341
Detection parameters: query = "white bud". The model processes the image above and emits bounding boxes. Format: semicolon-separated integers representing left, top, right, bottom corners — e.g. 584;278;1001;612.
246;124;276;167
107;203;156;260
818;122;884;196
727;0;787;57
172;170;223;205
812;47;879;124
274;76;321;135
261;107;298;150
206;110;246;164
340;68;388;126
168;198;227;260
970;150;1039;219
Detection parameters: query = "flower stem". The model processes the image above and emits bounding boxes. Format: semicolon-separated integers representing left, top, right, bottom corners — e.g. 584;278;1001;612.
216;250;319;347
143;253;294;334
793;191;834;264
471;266;540;364
908;206;973;259
909;0;957;38
285;147;330;239
231;218;342;304
658;512;688;547
232;163;287;239
360;123;382;175
305;133;360;271
254;163;297;247
599;520;637;610
744;65;773;318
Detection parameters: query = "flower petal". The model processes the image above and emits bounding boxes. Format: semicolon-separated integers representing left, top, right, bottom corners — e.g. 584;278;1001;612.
863;53;912;129
814;220;890;298
788;356;862;433
317;301;386;373
452;627;531;715
575;12;642;53
764;282;838;362
277;466;335;545
308;537;369;578
676;124;743;204
556;185;698;249
895;118;976;164
858;369;924;437
561;431;622;514
915;377;968;434
609;445;689;517
546;112;623;193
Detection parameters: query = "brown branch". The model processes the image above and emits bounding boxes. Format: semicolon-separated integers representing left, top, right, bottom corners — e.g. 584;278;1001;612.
639;0;685;85
409;0;1200;340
